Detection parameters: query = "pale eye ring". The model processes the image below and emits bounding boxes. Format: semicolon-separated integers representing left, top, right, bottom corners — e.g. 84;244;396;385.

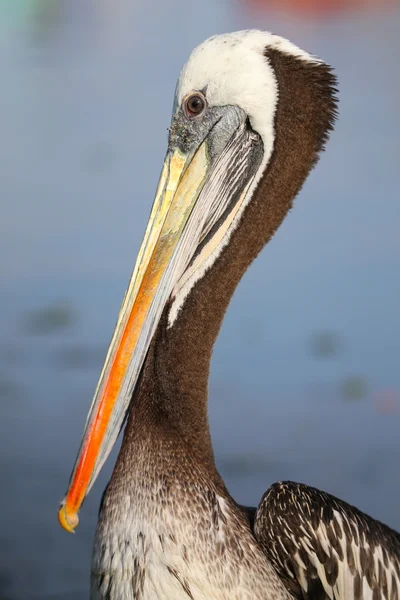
184;93;206;117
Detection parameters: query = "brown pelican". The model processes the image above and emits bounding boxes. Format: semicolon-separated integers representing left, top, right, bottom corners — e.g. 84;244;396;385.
59;30;400;599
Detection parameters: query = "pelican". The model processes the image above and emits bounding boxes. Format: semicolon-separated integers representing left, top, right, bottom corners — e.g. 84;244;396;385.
59;30;400;600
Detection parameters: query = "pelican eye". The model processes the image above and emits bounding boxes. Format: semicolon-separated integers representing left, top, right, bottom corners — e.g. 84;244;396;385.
185;93;206;117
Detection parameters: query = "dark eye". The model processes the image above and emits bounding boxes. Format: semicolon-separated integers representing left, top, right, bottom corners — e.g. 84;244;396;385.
185;93;206;116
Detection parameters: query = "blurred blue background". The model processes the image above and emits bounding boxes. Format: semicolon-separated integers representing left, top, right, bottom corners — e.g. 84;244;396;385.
0;0;399;598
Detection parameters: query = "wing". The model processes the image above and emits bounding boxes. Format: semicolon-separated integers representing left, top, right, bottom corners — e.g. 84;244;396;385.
252;481;400;600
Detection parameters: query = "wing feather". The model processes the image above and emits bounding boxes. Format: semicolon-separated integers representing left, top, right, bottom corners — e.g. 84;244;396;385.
252;481;400;600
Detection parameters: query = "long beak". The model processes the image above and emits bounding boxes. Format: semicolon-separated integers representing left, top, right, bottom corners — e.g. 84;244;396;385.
58;141;210;533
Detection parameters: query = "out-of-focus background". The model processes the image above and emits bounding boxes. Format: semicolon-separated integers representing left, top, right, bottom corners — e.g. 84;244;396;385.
0;0;399;598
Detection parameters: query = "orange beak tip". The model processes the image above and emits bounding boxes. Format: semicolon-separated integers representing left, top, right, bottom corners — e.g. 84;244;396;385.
58;502;79;534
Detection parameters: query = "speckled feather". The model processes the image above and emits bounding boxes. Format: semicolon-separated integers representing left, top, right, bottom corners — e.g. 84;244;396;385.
91;435;293;600
254;482;400;599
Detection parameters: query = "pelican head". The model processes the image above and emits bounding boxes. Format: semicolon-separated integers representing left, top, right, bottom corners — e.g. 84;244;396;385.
59;30;337;532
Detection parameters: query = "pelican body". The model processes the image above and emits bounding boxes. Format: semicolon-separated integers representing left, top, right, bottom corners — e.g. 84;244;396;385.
59;30;400;599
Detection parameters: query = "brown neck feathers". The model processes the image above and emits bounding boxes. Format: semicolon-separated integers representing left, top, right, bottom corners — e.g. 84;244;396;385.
126;48;338;465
